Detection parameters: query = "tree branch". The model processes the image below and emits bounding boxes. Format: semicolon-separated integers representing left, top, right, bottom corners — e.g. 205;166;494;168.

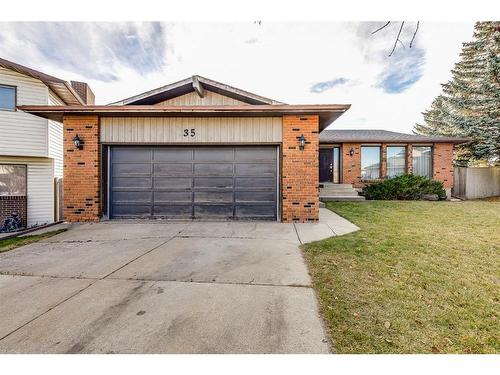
372;21;391;34
410;21;420;48
389;21;405;56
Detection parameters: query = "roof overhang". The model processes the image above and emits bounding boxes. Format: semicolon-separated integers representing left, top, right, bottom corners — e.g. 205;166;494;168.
19;104;351;131
0;58;84;105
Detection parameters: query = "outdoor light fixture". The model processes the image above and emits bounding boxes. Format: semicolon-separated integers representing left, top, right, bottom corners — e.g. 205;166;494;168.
73;134;84;150
298;134;306;151
349;147;355;157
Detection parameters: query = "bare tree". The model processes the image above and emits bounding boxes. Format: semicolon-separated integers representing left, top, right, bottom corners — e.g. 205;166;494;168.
372;21;420;56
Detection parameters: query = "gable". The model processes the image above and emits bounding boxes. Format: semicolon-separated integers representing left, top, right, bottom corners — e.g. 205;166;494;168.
156;90;249;106
111;75;283;106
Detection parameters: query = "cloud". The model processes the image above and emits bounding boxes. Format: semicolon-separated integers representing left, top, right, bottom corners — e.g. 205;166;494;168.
0;22;168;82
354;22;425;94
376;45;425;93
310;78;349;93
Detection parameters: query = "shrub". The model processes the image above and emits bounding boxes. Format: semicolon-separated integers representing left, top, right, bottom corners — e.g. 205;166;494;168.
361;174;447;200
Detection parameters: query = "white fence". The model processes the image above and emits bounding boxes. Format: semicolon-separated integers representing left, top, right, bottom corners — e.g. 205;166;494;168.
453;167;500;199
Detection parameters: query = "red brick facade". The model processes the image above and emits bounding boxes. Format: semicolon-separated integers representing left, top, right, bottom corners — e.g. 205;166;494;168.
336;142;455;192
63;115;101;222
432;143;454;189
0;195;27;228
281;115;320;222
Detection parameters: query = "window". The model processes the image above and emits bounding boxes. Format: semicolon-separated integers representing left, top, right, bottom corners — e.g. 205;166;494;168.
361;146;381;180
0;85;16;111
387;146;407;178
0;165;26;196
412;146;432;178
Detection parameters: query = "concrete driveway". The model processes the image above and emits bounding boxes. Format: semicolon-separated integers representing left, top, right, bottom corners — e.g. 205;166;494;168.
0;212;359;354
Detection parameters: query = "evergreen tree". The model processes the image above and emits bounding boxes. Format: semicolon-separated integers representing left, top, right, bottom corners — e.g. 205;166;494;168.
415;22;500;164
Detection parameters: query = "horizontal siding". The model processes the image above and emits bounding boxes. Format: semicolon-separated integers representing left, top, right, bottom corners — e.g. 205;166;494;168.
0;156;54;226
48;90;64;178
0;67;49;157
101;117;282;144
156;91;248;106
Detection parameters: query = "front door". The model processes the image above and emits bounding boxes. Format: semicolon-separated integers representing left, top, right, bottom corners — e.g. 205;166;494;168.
319;148;333;183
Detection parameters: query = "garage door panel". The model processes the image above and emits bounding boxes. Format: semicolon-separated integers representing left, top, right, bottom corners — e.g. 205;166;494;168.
113;148;151;162
235;191;276;203
112;163;152;176
193;163;233;175
194;148;233;161
110;146;277;220
194;204;233;217
153;204;192;217
194;191;233;203
235;205;276;218
154;148;193;161
153;177;192;189
154;191;192;203
112;177;152;188
113;191;152;203
113;204;152;217
235;163;275;176
235;177;276;189
194;177;233;189
153;163;193;176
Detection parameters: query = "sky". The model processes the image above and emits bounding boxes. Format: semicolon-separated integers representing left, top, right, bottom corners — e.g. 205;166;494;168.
0;22;475;133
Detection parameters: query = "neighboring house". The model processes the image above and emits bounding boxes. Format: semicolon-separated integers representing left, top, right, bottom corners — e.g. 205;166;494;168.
21;76;466;223
319;130;469;198
0;57;94;228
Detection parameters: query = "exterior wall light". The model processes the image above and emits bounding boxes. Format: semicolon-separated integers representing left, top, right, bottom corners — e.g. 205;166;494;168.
349;147;355;157
298;134;306;151
73;134;84;150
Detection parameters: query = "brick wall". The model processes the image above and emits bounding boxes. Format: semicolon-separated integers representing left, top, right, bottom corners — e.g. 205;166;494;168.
63;115;101;222
433;143;454;191
281;115;319;222
341;143;362;187
0;196;27;228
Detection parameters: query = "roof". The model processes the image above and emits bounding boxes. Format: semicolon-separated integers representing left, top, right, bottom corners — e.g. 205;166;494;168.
110;75;284;106
0;57;84;105
18;104;351;131
320;129;469;144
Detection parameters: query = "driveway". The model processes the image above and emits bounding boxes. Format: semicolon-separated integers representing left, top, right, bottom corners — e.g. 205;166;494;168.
0;213;358;354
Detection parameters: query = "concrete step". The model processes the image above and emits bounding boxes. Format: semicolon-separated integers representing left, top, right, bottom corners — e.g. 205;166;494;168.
320;190;360;197
320;195;366;202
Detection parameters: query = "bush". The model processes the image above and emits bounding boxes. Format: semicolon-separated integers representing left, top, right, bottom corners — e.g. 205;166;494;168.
361;175;447;200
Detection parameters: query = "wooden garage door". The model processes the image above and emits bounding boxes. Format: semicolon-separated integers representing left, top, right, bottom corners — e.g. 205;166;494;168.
109;146;278;220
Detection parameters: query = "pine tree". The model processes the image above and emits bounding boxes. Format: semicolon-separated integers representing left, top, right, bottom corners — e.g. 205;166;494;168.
415;22;500;164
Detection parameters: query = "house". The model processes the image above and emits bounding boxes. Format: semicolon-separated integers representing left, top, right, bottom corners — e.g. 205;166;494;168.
0;57;94;228
319;130;469;199
20;76;466;223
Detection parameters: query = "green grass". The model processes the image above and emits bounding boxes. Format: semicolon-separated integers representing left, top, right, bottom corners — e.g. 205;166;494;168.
303;200;500;353
0;229;66;254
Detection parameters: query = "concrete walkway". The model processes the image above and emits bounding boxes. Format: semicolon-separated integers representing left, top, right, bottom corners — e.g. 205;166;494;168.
0;209;358;354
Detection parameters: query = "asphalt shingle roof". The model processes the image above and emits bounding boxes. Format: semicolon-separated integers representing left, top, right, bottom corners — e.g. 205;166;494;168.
319;129;469;144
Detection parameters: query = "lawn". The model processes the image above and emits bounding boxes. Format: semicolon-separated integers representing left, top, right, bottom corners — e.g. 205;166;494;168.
303;200;500;354
0;229;66;254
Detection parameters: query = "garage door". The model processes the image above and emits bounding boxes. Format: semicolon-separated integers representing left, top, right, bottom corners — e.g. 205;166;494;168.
109;146;278;220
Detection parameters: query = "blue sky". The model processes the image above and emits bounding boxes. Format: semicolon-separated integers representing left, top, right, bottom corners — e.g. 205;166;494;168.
0;22;474;133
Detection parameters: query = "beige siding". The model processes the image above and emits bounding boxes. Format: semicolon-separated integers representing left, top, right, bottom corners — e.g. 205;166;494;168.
101;117;282;144
48;90;64;177
156;91;248;106
0;156;54;226
0;67;49;157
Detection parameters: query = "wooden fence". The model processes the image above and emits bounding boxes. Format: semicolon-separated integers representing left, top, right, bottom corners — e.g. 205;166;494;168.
453;166;500;199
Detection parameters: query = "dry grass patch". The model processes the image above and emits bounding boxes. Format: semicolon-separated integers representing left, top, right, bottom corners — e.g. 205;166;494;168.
0;229;66;254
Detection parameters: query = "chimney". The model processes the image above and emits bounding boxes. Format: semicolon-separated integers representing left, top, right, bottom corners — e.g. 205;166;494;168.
70;81;95;105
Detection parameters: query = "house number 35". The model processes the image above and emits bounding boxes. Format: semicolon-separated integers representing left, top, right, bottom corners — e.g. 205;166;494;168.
183;128;196;137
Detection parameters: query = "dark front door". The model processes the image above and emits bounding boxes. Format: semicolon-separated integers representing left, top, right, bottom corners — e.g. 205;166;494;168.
109;145;278;221
319;148;333;183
